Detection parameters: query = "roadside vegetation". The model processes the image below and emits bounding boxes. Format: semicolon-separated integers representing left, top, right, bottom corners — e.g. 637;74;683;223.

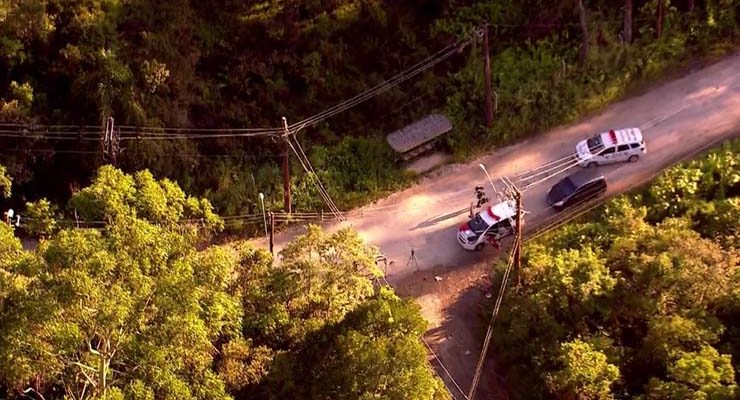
0;165;449;400
1;1;738;233
492;140;739;399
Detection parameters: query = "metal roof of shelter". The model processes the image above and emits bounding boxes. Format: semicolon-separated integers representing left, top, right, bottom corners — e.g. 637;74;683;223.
386;114;452;153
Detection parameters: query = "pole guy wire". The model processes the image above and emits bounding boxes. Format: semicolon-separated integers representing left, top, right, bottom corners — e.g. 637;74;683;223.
284;134;344;221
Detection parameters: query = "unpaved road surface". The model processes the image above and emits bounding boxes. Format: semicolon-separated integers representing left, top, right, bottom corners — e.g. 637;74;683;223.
253;52;740;399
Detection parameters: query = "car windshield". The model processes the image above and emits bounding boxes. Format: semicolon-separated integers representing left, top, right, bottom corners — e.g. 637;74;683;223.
586;135;603;153
551;177;578;201
468;213;489;234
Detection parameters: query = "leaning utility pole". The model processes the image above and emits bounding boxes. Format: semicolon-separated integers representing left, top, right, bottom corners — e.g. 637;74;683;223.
467;179;524;400
269;211;275;254
281;117;292;213
514;187;523;286
483;22;494;128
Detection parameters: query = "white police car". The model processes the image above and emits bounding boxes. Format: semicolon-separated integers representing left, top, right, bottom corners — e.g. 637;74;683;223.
576;128;646;167
457;200;517;251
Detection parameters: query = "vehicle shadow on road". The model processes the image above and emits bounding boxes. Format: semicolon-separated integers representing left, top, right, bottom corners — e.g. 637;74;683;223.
410;207;470;231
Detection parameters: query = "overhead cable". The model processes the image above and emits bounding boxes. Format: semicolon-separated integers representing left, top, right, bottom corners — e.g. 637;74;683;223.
468;233;520;399
285;134;345;221
288;33;478;132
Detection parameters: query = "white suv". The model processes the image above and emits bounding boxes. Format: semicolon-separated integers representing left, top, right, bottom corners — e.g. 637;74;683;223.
576;128;646;168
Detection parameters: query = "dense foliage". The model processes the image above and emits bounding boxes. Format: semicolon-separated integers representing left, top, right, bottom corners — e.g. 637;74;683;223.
0;166;447;400
1;1;737;229
492;141;739;399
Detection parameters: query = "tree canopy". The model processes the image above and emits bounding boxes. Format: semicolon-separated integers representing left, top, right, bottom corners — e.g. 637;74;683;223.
0;165;447;400
492;141;739;399
1;1;736;231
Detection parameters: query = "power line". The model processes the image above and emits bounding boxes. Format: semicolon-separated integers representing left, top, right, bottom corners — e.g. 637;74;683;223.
289;133;344;219
375;274;467;400
116;125;281;134
0;123;282;134
516;146;607;192
0;133;100;141
284;133;344;221
422;336;469;400
0;125;100;135
0;148;100;155
0;25;482;153
510;72;740;192
0;124;282;142
525;126;739;242
468;232;520;400
288;31;479;133
513;152;580;179
0;147;284;160
119;131;278;140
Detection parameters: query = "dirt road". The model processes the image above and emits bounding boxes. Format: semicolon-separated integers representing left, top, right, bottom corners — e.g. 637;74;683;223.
253;52;740;398
261;52;740;281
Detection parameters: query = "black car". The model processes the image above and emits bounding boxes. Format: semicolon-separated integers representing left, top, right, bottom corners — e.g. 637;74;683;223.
547;170;607;211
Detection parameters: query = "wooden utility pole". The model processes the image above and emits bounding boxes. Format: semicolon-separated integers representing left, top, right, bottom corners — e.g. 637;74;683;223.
281;117;292;213
468;182;523;400
102;116;117;165
483;22;494;128
514;188;523;286
623;0;633;44
656;0;664;39
577;0;590;63
269;211;274;254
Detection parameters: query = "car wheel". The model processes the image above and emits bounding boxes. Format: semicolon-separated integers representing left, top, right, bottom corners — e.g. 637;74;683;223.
475;243;485;251
587;162;598;168
628;155;639;162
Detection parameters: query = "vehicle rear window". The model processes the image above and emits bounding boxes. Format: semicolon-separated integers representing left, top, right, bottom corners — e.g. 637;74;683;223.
587;135;602;152
630;143;640;149
617;145;630;152
552;177;578;200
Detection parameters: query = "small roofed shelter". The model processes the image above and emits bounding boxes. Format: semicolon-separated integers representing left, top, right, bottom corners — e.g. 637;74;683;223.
386;114;452;161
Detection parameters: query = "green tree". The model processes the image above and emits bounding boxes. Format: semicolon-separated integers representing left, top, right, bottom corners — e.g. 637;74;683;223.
644;346;737;400
216;337;273;393
269;288;450;400
23;198;58;238
494;195;737;399
227;225;447;400
240;224;381;349
547;339;620;399
0;164;11;198
0;171;237;400
640;315;722;368
69;166;223;231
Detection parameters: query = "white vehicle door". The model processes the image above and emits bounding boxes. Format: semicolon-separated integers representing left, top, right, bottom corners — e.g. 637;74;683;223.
615;144;632;162
600;146;617;163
